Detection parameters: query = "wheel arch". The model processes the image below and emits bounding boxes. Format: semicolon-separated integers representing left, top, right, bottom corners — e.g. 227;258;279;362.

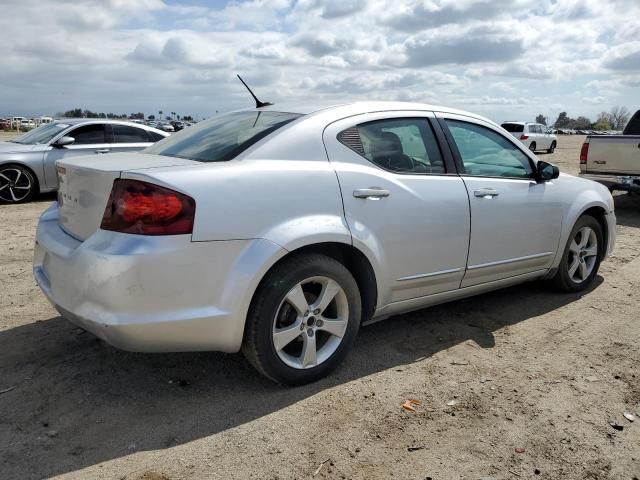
249;241;379;326
552;198;611;270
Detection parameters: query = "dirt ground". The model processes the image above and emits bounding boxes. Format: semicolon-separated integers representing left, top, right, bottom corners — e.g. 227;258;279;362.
0;134;639;480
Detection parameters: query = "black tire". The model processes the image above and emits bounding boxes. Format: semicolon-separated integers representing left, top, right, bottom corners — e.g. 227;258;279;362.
551;215;603;292
529;142;537;153
547;141;556;154
242;253;361;385
0;164;36;203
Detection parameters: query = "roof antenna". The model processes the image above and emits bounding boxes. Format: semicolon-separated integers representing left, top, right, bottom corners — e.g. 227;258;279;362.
237;74;273;108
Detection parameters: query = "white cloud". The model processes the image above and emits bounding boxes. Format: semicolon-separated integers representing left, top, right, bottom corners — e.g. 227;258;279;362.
1;0;639;124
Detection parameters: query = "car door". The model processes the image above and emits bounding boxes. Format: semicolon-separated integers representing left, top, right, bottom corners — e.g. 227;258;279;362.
437;114;563;287
107;124;155;154
323;111;471;306
43;123;109;186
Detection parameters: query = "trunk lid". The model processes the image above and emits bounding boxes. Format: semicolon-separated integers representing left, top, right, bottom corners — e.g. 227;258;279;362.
57;153;198;240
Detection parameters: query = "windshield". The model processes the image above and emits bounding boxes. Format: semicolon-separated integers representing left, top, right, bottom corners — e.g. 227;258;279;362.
12;122;69;145
144;111;302;162
501;123;524;133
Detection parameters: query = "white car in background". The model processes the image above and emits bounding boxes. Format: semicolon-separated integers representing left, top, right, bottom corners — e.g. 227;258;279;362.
501;122;557;153
34;101;615;385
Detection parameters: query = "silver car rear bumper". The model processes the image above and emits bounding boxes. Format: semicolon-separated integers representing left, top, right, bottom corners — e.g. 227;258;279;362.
33;203;285;353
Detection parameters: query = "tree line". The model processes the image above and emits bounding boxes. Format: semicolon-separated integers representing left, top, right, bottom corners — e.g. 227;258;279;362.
55;108;194;122
535;106;631;131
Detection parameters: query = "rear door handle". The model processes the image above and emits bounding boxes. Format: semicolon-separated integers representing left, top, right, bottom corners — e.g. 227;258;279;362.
95;149;110;154
594;161;606;165
474;188;499;198
353;188;391;199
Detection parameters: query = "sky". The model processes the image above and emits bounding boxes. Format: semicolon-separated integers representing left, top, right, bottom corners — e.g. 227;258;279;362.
1;0;639;125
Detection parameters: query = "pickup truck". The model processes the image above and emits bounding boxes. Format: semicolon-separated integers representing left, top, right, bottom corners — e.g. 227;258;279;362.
580;109;640;193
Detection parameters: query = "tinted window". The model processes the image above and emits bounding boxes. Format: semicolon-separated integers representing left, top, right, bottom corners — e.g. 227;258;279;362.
339;118;445;174
147;131;165;142
69;124;106;144
144;111;301;162
446;120;533;179
623;110;640;135
112;124;151;143
501;123;524;133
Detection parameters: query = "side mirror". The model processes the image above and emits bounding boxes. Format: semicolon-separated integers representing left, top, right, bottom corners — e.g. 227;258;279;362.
53;136;75;148
536;160;559;182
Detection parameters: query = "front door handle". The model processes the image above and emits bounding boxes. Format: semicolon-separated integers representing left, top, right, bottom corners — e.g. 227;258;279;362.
353;188;391;199
95;149;110;154
474;188;499;198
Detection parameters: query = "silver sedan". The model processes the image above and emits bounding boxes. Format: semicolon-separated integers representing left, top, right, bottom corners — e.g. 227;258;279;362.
33;102;616;384
0;119;168;203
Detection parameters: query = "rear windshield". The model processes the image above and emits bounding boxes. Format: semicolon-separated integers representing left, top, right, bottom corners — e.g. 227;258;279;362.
501;123;524;133
144;111;302;162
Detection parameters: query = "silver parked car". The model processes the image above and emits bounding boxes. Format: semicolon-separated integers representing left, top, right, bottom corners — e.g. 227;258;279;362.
0;119;169;203
33;102;616;384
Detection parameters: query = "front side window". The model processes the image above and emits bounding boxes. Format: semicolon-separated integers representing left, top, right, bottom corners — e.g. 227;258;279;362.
338;118;445;174
68;124;106;144
445;120;533;179
144;111;301;162
112;124;151;143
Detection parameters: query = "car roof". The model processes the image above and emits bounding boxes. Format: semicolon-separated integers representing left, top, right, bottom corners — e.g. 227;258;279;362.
238;101;497;127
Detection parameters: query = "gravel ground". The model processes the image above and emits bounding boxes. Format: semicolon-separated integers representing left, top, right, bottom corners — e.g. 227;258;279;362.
0;134;639;480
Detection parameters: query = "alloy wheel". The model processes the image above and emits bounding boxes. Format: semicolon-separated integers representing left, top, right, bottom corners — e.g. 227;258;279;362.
0;167;32;202
567;226;598;283
272;276;349;369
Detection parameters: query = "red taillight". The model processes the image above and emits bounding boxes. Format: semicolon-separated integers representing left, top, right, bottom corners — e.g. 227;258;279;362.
100;179;195;235
579;142;589;164
520;135;529;140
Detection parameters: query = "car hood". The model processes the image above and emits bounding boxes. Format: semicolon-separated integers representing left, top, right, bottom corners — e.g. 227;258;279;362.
0;142;47;154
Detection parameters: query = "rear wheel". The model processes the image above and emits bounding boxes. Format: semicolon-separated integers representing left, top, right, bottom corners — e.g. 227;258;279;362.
0;165;36;203
551;215;603;292
547;141;556;154
242;253;361;385
529;142;537;153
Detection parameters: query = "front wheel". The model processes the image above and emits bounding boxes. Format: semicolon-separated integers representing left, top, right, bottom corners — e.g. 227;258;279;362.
551;215;603;292
547;141;556;154
0;165;36;203
242;253;361;385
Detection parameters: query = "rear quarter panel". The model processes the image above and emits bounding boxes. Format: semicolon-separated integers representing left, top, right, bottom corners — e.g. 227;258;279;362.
123;159;351;247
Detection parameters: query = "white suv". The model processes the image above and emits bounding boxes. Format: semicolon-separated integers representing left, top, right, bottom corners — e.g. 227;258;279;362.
501;122;557;153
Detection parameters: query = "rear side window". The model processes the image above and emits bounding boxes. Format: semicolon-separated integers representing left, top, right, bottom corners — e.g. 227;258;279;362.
501;123;524;133
112;125;151;143
446;119;533;179
68;124;106;144
144;111;301;162
147;131;166;142
338;118;445;174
